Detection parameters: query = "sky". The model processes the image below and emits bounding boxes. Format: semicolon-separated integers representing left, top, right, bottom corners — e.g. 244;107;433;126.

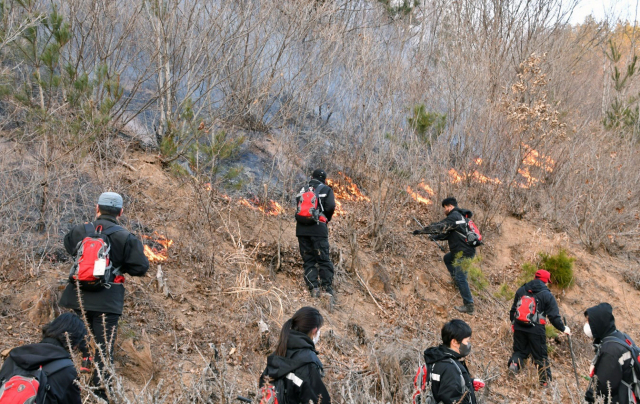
569;0;639;24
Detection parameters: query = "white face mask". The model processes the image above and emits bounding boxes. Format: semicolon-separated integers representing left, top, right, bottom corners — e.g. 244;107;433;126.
584;322;593;338
313;330;321;345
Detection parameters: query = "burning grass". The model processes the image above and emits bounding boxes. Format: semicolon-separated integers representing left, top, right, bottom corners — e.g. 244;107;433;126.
142;232;174;262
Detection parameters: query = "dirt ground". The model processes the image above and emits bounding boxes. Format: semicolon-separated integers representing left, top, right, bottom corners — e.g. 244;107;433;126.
1;153;639;403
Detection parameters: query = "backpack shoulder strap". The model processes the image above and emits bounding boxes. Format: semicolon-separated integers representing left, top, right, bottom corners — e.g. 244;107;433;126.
42;358;75;376
83;223;95;235
102;225;126;236
444;358;468;393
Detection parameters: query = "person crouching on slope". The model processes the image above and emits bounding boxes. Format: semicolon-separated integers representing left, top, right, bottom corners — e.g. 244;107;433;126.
508;269;570;386
423;319;485;404
259;307;330;404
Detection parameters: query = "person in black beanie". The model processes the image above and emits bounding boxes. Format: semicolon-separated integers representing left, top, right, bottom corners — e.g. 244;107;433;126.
295;169;336;299
413;197;477;313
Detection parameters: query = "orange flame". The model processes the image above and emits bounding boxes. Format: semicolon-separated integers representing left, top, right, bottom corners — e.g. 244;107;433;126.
142;232;173;263
326;172;370;202
449;168;464;184
238;197;284;216
470;170;502;185
407;185;432;205
474;158;483;166
418;181;435;196
522;144;554;172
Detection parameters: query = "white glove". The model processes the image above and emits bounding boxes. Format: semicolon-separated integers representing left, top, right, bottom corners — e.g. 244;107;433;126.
564;326;571;336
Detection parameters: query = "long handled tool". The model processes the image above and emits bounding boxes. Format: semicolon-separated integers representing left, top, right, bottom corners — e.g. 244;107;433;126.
564;316;581;390
412;217;445;252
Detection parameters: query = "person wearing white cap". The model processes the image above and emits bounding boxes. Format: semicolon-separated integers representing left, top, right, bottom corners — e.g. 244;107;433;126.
59;192;149;402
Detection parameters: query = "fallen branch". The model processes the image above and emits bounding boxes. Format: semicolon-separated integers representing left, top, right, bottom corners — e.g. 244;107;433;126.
355;268;385;312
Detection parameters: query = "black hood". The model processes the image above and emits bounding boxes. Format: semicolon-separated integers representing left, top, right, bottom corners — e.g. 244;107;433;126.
451;207;473;219
585;303;616;341
8;339;71;371
264;330;319;380
522;279;549;294
424;345;463;365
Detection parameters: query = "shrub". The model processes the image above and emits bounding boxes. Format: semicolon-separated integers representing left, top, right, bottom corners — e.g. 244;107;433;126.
545;325;559;339
407;104;446;146
454;253;488;291
622;269;640;291
518;262;538;284
494;283;515;301
539;249;575;288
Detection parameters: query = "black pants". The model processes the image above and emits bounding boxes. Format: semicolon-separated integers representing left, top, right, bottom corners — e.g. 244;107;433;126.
509;330;551;383
76;310;120;392
298;236;334;290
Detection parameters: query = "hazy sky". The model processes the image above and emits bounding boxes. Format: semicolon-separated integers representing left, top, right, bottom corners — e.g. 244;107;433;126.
570;0;639;24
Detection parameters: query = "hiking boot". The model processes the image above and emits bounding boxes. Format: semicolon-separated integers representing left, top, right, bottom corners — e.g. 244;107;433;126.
310;288;320;298
323;286;335;296
454;303;474;314
508;363;519;377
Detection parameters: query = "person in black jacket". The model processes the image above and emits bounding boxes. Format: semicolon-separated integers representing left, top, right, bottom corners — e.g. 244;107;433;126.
0;313;86;404
414;197;477;313
296;169;337;298
507;270;569;385
584;303;636;404
59;192;149;401
423;319;484;404
259;306;330;404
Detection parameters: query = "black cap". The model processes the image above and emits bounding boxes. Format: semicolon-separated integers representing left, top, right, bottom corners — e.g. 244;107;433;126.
312;169;327;183
441;197;457;207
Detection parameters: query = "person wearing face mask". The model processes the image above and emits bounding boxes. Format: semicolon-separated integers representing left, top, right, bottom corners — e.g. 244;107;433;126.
259;306;330;404
423;319;484;404
583;303;638;404
507;269;569;386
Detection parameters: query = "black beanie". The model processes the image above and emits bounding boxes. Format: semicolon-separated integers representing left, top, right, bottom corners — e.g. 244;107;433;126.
312;169;327;183
441;197;458;207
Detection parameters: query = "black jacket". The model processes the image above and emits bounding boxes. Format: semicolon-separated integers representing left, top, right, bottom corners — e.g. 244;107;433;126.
585;303;636;404
59;215;149;315
0;338;80;404
259;330;330;404
426;208;475;256
295;179;336;238
423;345;476;404
510;279;565;335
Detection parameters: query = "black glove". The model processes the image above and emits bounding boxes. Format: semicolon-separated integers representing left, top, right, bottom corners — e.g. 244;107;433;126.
584;389;594;403
412;229;423;235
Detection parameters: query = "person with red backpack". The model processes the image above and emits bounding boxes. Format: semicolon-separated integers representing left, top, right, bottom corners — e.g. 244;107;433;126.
58;192;149;402
0;313;86;404
413;197;479;313
258;307;330;404
295;169;336;299
507;269;570;386
584;303;639;404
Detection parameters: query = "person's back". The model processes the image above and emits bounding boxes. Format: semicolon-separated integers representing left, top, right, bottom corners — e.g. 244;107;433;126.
59;192;149;402
510;278;564;334
295;170;337;298
259;307;330;404
584;303;636;404
0;313;85;404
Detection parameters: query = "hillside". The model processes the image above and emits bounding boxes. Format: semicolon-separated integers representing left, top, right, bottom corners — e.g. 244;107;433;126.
1;149;638;403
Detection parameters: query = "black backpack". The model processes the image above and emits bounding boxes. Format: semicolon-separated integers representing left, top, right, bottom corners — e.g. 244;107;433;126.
594;333;640;400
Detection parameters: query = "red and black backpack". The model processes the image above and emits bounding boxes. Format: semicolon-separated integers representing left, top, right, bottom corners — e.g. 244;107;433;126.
514;291;542;326
0;358;73;404
69;223;125;291
455;214;483;247
295;185;327;225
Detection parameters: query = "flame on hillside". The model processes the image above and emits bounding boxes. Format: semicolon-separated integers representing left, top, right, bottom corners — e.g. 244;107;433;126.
407;180;435;206
142;233;173;263
238;197;285;216
326;172;370;202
